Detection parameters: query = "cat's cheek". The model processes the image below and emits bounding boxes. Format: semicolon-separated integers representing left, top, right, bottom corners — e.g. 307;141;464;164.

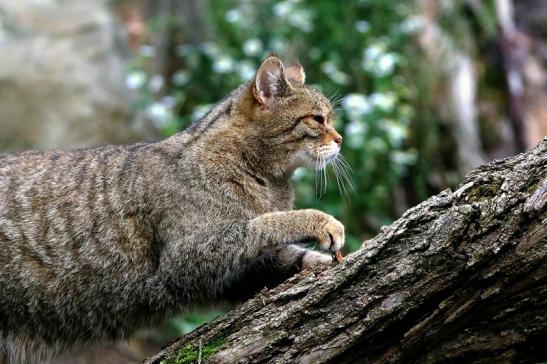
291;149;317;170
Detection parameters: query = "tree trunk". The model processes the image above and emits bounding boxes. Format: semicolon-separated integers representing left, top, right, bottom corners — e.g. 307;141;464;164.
146;139;547;364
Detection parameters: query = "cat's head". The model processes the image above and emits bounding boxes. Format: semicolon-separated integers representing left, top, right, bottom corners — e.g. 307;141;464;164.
248;56;343;174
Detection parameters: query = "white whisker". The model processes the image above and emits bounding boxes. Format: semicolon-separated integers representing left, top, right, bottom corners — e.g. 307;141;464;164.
329;90;340;103
334;158;351;202
311;150;353;202
334;154;355;200
331;158;347;201
320;155;326;197
329;90;344;109
337;154;356;193
323;156;329;196
314;156;319;201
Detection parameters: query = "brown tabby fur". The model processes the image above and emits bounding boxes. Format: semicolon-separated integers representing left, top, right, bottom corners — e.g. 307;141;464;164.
0;56;345;363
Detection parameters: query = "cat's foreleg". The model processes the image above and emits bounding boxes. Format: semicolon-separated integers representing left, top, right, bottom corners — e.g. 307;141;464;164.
216;209;343;300
246;209;345;253
165;209;344;302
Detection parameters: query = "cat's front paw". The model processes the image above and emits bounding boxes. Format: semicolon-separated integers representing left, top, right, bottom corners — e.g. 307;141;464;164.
319;215;345;252
302;209;345;252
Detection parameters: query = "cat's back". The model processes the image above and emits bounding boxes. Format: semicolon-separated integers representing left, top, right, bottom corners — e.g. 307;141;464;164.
0;145;138;217
0;141;182;206
0;143;168;276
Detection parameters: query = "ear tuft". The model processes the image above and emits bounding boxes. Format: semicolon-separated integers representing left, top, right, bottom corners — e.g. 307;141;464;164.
253;56;291;107
286;62;306;86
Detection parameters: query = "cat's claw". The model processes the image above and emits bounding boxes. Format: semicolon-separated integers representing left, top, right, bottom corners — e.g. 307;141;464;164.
317;216;345;252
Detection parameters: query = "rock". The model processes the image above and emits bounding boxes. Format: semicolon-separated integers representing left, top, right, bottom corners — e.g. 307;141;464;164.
0;0;157;153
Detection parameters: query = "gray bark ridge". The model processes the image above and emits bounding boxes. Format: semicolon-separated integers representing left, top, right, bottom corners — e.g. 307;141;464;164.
147;138;547;364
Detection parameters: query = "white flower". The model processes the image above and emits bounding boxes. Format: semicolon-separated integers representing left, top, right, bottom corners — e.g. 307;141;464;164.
172;71;190;86
321;61;337;75
384;119;407;147
343;94;371;117
225;9;242;23
200;42;220;58
274;1;312;32
125;71;146;90
148;75;164;93
375;53;398;76
345;121;367;149
213;55;234;74
273;2;292;17
321;61;349;85
363;43;386;62
243;38;263;56
355;20;370;33
237;61;256;81
369;137;388;152
288;10;313;32
400;16;423;34
147;102;172;127
390;150;417;166
369;92;397;111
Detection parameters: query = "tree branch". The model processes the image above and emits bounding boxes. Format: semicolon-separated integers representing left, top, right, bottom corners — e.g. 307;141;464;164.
146;139;547;364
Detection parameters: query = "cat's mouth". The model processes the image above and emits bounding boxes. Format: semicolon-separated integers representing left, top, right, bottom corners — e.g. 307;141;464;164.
312;142;341;170
293;143;340;171
315;150;339;170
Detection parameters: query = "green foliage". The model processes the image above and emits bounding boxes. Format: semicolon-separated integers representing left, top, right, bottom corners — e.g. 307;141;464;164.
131;0;422;249
161;337;225;364
165;311;222;336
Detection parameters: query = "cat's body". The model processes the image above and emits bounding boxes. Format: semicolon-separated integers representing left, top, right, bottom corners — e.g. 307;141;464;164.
0;57;345;363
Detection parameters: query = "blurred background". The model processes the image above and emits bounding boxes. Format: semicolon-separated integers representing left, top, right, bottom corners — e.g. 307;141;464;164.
1;0;546;362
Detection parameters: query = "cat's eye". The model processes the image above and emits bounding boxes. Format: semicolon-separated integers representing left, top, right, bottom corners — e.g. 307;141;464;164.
312;115;325;124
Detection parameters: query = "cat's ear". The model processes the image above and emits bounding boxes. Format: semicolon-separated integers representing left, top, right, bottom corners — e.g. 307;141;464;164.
286;62;306;86
253;56;292;107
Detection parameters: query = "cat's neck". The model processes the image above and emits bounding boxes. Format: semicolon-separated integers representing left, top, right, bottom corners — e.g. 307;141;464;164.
160;125;295;184
201;130;294;184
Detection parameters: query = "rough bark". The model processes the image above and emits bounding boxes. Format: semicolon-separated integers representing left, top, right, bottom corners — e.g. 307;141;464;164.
146;139;547;364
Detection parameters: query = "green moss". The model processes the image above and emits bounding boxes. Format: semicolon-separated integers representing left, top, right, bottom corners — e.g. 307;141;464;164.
161;338;225;364
466;178;503;202
375;259;386;268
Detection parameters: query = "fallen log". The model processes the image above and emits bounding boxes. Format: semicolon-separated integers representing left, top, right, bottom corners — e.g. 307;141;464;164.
146;139;547;364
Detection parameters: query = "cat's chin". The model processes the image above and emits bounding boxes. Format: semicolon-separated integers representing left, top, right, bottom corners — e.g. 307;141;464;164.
292;149;338;171
315;152;338;170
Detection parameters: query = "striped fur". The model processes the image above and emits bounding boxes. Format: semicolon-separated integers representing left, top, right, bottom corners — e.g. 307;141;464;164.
0;56;345;363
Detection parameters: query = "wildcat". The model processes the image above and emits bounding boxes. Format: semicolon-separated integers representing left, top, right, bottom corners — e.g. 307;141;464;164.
0;56;345;363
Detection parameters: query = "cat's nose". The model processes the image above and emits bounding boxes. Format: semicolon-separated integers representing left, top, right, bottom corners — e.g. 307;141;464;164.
327;127;343;147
